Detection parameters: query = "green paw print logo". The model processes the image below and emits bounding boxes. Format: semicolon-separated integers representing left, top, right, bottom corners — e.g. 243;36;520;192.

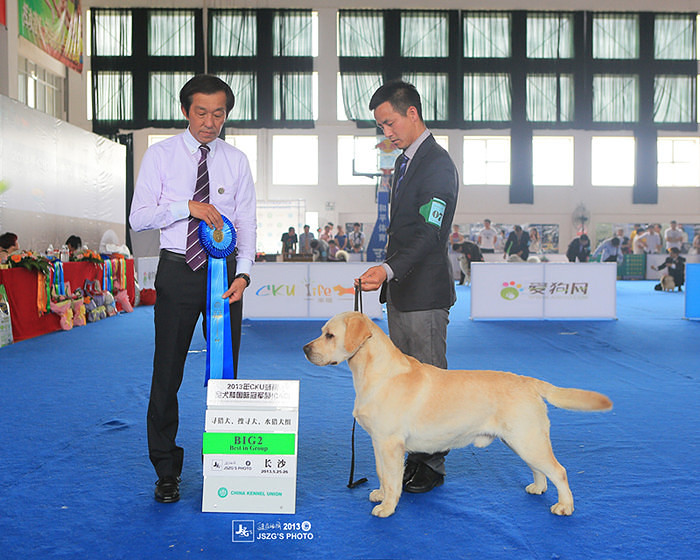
501;281;524;300
218;487;228;498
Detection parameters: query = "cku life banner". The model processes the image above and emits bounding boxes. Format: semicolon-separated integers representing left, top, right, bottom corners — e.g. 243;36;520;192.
243;263;382;319
19;0;83;72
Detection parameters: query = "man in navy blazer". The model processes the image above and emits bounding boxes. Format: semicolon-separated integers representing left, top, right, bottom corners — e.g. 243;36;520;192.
357;81;459;493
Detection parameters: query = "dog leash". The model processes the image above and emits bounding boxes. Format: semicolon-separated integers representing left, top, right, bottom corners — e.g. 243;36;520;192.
348;280;368;489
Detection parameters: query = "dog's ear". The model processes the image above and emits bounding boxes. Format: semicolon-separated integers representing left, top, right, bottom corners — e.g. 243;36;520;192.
344;313;372;354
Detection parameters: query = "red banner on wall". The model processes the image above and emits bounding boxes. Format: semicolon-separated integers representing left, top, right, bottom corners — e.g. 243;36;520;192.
0;0;7;28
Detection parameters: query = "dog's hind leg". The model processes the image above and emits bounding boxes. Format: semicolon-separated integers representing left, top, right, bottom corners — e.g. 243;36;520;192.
505;428;574;516
370;437;405;518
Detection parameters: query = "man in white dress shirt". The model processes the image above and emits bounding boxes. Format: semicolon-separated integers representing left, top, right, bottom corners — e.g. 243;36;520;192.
130;75;256;504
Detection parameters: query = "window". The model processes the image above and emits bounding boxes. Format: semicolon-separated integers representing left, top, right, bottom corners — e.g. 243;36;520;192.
657;137;700;187
272;135;318;185
225;135;258;183
654;15;695;60
527;13;573;59
464;74;511;121
463;136;510;185
273;72;317;121
654;76;695;123
92;10;131;56
148;72;193;120
592;14;639;59
338;136;378;185
17;57;64;119
273;11;318;57
591;137;635;186
527;74;574;122
464;13;511;58
148;11;196;56
532;137;574;186
593;75;639;122
401;11;448;57
210;10;256;56
338;72;383;121
217;73;257;121
337;10;383;57
93;71;133;121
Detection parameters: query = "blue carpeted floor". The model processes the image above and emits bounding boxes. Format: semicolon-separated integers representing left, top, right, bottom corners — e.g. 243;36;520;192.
1;281;698;559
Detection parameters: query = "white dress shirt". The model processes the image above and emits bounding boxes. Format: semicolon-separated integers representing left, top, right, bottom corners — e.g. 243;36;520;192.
130;129;257;275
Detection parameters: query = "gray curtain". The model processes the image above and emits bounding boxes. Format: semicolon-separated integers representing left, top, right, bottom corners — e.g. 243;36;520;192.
654;15;695;60
654;75;695;123
217;72;257;121
274;73;314;120
273;11;314;56
148;72;192;120
464;74;511;121
338;10;383;57
527;74;574;122
95;72;133;120
403;73;448;121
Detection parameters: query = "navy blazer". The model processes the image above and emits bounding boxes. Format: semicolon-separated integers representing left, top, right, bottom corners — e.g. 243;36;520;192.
381;134;459;312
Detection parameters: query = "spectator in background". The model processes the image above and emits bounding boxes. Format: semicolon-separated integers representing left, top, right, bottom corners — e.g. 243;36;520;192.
664;221;683;252
653;247;685;292
299;225;314;255
566;234;591;263
691;230;700;255
528;227;541;256
309;239;329;262
632;226;647;254
477;219;497;254
281;227;297;255
65;235;83;258
335;224;348;251
450;224;465;248
349;222;366;260
319;223;333;243
0;232;19;264
504;225;529;262
327;239;340;260
592;236;623;264
615;227;631;254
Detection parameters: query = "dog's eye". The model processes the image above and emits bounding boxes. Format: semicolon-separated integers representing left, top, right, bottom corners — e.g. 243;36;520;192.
325;333;334;340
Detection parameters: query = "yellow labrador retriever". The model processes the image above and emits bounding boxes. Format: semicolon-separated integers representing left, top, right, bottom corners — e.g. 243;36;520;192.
303;311;612;518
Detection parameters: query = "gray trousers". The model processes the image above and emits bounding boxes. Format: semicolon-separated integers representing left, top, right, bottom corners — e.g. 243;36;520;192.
386;302;450;475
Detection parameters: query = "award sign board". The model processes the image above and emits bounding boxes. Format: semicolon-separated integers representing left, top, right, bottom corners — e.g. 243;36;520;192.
202;379;299;514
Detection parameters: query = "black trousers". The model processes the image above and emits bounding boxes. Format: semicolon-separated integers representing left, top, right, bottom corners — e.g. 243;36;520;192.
147;251;242;479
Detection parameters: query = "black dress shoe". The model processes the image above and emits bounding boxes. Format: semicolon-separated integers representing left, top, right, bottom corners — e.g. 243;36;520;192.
155;476;180;503
403;459;419;485
403;463;444;494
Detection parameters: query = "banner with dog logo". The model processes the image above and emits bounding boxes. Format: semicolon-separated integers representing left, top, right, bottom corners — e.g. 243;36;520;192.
470;262;617;320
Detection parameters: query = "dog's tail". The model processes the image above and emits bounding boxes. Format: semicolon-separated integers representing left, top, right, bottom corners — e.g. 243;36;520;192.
533;379;613;412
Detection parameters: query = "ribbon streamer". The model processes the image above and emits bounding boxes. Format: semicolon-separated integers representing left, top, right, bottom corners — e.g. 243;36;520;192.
198;216;237;385
53;262;65;297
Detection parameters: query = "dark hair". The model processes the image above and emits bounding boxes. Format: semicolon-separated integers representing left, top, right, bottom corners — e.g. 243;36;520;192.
369;80;423;121
0;232;18;250
610;236;620;246
180;74;235;115
65;235;82;251
310;240;319;249
580;234;590;243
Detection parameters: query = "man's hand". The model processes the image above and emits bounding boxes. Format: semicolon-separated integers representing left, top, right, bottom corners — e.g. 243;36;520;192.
189;201;224;230
355;265;387;292
222;277;247;303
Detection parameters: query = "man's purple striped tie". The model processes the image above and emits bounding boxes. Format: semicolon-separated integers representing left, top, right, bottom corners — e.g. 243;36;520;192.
185;144;211;271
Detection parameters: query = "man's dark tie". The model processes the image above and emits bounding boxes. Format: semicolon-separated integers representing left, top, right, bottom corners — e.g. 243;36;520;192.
185;144;211;271
393;153;409;195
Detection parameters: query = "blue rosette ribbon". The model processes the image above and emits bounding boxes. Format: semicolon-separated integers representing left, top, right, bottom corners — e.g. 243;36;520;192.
198;216;237;385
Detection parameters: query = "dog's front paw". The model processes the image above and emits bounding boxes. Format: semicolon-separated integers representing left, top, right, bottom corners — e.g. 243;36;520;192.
371;503;396;518
369;489;384;503
550;502;574;516
525;482;547;495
